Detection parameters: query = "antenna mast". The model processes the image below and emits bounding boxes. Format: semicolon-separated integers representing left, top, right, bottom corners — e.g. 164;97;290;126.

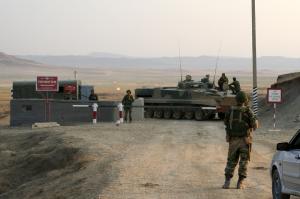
178;46;183;82
213;42;222;88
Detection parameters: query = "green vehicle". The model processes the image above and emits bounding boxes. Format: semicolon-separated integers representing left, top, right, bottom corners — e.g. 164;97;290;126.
135;78;236;120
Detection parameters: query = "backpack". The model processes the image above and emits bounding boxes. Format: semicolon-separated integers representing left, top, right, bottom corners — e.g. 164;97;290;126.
226;106;250;137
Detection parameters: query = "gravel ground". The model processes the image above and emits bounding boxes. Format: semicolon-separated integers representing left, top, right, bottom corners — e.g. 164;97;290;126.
0;120;299;199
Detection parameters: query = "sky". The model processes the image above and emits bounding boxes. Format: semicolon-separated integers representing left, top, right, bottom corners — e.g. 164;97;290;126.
0;0;300;57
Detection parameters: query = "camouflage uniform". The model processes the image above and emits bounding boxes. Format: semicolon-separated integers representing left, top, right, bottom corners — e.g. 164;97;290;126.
218;74;229;91
229;80;241;94
223;104;257;188
122;91;134;122
201;75;210;83
89;89;98;101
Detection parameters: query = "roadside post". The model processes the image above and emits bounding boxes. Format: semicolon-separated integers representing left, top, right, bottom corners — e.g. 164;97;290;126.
36;76;58;122
92;103;98;124
116;103;124;126
267;88;282;131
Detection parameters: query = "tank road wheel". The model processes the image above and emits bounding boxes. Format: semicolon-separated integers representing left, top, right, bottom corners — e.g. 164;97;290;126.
172;111;182;119
154;110;163;119
195;110;204;121
163;110;172;119
184;111;194;120
218;112;225;120
145;109;154;118
208;112;216;120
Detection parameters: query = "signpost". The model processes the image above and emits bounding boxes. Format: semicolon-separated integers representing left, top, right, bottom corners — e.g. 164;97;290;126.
36;76;58;122
267;88;282;131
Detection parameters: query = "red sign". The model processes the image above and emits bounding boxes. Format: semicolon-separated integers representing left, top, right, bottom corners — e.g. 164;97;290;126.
64;84;76;94
36;76;58;92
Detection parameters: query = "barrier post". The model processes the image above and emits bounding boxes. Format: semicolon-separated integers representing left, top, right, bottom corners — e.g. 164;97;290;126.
92;103;98;124
116;103;124;126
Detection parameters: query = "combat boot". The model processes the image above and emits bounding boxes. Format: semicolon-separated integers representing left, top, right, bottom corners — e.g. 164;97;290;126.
222;176;231;189
237;177;245;189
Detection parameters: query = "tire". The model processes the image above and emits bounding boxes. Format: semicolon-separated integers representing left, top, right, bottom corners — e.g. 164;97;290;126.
145;109;154;118
154;110;163;119
218;112;225;120
163;110;172;119
195;110;204;121
184;111;194;120
272;169;290;199
172;111;182;119
208;112;216;120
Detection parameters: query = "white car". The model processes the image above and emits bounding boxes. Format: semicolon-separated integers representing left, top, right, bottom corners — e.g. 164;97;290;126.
271;130;300;199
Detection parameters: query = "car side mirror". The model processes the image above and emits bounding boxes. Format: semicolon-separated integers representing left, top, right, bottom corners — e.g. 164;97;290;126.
277;142;290;151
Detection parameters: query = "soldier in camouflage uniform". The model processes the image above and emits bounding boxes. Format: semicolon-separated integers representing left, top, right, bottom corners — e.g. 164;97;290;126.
222;91;258;189
122;90;135;122
218;73;229;91
228;77;241;94
201;74;210;83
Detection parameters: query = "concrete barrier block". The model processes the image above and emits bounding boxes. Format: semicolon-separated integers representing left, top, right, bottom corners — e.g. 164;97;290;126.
132;98;144;121
32;122;60;129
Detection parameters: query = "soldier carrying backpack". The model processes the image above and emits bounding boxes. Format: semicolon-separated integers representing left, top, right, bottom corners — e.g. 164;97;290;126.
222;91;258;189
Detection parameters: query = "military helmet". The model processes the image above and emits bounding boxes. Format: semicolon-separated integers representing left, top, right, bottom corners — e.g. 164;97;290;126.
235;91;248;104
185;75;192;81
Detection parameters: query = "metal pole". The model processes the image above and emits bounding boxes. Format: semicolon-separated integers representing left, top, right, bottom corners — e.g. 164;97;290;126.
74;70;77;80
178;47;183;82
273;103;276;129
252;0;258;116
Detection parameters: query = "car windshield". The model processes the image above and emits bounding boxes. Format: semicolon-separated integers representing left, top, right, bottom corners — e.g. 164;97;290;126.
290;131;300;149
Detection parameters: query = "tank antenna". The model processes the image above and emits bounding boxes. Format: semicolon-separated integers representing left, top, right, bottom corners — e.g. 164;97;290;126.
178;46;183;82
213;42;222;88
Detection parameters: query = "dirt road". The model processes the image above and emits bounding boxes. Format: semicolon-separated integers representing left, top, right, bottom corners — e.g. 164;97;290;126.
97;120;275;199
0;120;298;199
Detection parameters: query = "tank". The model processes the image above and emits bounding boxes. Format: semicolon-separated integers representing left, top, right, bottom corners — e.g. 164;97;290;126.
135;77;236;120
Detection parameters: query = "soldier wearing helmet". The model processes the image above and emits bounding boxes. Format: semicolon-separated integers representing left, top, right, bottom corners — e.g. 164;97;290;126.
229;77;241;94
88;89;98;101
201;74;210;83
218;73;229;91
222;91;258;189
122;90;135;122
183;75;193;82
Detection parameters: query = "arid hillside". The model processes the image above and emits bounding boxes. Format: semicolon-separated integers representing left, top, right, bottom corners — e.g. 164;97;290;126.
260;72;300;129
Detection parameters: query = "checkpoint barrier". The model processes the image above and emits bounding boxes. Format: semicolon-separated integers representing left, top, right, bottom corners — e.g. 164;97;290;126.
72;103;99;124
10;98;144;127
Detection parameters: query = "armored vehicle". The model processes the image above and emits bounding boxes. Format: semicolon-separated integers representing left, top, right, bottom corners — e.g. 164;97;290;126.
135;77;236;120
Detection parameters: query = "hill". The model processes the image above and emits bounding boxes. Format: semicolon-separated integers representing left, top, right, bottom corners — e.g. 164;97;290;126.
0;52;74;83
260;72;300;129
0;52;42;67
18;54;300;73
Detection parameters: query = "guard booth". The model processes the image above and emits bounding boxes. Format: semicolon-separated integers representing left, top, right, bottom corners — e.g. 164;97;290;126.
10;80;144;126
12;80;83;100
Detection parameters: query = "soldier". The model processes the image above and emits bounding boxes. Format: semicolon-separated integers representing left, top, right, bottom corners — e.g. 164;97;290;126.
201;74;210;83
122;90;134;122
218;73;229;91
88;89;98;101
229;77;241;94
183;75;193;83
222;91;258;189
